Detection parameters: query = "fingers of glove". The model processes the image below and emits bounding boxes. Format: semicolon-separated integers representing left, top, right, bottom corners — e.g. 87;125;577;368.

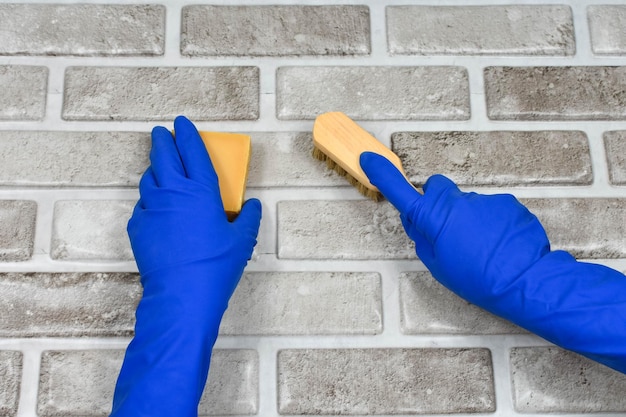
412;174;463;243
173;115;220;187
150;126;185;186
422;174;460;195
234;198;263;238
359;152;422;215
136;168;160;208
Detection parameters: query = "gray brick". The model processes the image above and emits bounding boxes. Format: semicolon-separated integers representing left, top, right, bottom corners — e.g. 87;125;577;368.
0;4;164;56
388;5;574;56
400;272;524;335
199;350;259;415
524;199;626;259
511;347;626;413
0;351;21;417
221;272;382;335
485;67;626;120
63;67;259;121
277;66;469;120
0;272;140;337
0;200;36;262
182;5;370;57
393;131;591;186
51;201;134;261
0;131;149;187
278;348;495;414
38;350;257;416
605;131;626;185
248;132;348;187
278;200;415;260
588;6;626;55
0;66;47;120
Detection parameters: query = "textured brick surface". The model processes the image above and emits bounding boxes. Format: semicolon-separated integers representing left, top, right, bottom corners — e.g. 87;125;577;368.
0;4;164;56
199;350;259;415
0;273;140;337
278;201;415;260
605;131;626;185
485;66;626;120
388;5;574;56
63;67;259;121
0;66;47;120
38;350;122;416
588;6;626;55
3;1;626;415
248;132;346;187
182;5;370;57
0;131;149;187
38;350;257;416
278;348;495;414
277;66;469;120
511;347;626;413
221;272;382;335
51;201;134;261
525;199;626;258
392;131;591;186
400;272;524;335
0;200;37;262
0;351;21;417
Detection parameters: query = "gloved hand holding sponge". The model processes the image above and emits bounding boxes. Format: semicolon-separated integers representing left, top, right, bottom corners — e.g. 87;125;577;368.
111;115;626;417
110;116;261;416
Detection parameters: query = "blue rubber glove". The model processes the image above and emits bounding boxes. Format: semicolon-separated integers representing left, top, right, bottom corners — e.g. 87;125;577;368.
110;116;262;416
360;151;626;374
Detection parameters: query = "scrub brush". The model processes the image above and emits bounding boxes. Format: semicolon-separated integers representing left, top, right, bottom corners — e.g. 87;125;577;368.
312;111;409;201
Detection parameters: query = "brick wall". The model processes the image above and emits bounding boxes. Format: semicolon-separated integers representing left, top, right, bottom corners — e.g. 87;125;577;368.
1;1;625;416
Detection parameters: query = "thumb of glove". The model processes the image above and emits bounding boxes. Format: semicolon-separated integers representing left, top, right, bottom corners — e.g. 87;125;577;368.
359;151;422;215
233;198;262;238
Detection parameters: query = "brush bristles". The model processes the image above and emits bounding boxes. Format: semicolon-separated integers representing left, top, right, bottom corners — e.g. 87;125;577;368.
312;146;383;202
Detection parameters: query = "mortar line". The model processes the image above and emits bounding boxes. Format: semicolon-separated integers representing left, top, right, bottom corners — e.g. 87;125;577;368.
15;348;41;417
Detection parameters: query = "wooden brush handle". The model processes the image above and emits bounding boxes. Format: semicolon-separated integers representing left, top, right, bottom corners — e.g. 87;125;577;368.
313;112;410;191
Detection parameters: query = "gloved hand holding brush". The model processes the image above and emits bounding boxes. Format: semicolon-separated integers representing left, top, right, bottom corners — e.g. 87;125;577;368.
360;151;626;374
110;116;262;416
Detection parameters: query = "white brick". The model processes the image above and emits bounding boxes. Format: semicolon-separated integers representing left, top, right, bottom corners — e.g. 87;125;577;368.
524;199;626;258
400;272;524;335
392;131;591;186
277;66;469;120
182;5;370;56
0;273;140;337
38;350;122;416
278;348;495;414
248;132;347;187
0;131;149;187
37;350;257;416
0;66;47;120
0;200;36;262
278;200;415;260
0;351;21;417
0;4;164;56
604;131;626;185
63;67;259;121
511;347;626;413
388;5;574;56
221;272;382;335
588;6;626;55
485;66;626;120
51;200;134;261
199;350;259;415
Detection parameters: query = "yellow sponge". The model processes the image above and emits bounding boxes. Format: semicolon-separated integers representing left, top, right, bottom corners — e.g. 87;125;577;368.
198;131;251;220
